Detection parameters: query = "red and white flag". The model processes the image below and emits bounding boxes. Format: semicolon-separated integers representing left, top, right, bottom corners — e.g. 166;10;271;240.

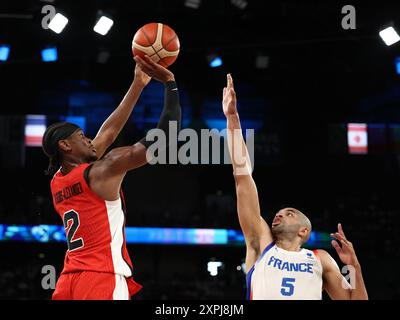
347;123;368;154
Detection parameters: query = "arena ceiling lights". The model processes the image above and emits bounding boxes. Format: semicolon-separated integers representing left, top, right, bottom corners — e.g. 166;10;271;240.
0;45;10;61
48;13;69;34
379;26;400;46
184;0;201;9
231;0;248;10
93;16;114;36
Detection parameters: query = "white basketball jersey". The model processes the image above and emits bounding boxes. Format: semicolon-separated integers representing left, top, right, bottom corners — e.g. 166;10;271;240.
247;242;323;300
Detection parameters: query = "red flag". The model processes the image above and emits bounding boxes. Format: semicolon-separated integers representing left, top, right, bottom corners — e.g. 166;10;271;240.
347;123;368;154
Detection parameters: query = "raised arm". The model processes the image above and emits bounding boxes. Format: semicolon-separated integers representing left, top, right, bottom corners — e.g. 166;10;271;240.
88;56;181;201
91;63;151;159
223;74;273;272
318;223;368;300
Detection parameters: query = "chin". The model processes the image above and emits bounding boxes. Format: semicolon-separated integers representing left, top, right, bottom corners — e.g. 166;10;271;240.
88;154;98;162
271;225;284;234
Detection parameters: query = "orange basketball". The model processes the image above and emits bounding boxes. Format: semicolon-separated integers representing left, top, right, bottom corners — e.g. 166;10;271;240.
132;22;180;67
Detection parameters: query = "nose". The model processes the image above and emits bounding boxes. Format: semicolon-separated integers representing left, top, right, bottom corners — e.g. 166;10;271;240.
276;213;283;218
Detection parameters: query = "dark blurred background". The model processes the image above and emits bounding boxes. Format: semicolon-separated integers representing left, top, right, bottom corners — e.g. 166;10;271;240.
1;0;400;299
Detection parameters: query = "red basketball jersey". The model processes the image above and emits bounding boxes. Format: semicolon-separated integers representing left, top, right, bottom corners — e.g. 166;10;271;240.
50;163;141;295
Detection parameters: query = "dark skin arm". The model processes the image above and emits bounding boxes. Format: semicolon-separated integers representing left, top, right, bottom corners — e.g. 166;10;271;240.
91;64;151;159
89;55;175;201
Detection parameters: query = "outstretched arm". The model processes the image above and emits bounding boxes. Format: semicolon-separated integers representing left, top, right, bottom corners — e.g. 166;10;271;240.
92;63;151;159
319;223;368;300
88;56;181;201
223;74;273;272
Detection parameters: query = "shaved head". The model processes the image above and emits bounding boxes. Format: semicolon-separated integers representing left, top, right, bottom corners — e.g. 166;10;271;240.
271;207;312;246
296;209;312;244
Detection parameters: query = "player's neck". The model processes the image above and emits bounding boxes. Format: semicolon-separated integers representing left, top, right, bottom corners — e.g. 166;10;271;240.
60;158;85;175
275;238;302;252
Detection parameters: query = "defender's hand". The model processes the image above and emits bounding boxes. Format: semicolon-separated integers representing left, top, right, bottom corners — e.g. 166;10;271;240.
223;74;238;116
134;55;175;83
331;223;360;267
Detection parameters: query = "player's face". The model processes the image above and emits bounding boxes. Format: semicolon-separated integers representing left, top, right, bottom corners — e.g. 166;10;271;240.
70;129;98;162
271;208;300;230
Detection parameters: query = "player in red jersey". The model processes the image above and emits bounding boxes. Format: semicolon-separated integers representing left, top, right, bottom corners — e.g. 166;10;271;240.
42;56;181;300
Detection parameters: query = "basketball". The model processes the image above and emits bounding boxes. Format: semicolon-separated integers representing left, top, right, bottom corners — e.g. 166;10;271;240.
132;22;180;67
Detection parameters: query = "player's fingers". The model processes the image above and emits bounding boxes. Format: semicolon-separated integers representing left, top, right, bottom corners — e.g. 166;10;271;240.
341;237;353;247
134;60;148;71
227;74;233;88
134;56;144;64
137;64;152;74
340;240;352;249
137;59;155;72
338;223;346;239
223;87;227;97
330;233;347;246
135;56;155;70
331;240;342;253
135;63;143;71
229;88;236;100
332;233;353;249
141;62;156;73
331;231;344;239
143;55;159;67
331;232;347;243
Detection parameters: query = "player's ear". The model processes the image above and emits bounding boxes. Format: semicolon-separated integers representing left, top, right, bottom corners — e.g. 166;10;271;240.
58;139;72;152
298;227;308;238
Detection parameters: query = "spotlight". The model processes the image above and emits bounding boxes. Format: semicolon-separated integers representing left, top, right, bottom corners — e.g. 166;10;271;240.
93;16;114;36
184;0;201;9
395;57;400;74
207;261;223;276
231;0;248;10
96;50;110;63
48;13;68;34
0;45;10;61
379;26;400;46
41;47;58;62
255;54;269;69
207;54;223;68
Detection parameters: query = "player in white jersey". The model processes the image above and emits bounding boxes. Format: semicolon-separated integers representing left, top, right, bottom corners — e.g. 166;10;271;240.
222;74;368;300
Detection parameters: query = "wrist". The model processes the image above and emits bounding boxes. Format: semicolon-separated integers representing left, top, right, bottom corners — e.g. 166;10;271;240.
132;79;146;90
163;75;175;84
164;80;177;90
226;112;239;119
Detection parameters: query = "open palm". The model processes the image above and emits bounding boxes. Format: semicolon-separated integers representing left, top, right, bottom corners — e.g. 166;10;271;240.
331;223;359;266
222;74;238;116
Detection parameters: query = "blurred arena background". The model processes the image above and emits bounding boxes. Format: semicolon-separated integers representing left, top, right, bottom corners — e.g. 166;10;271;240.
0;0;400;299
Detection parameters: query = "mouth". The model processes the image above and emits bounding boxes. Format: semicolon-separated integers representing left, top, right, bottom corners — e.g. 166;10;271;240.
272;219;281;227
